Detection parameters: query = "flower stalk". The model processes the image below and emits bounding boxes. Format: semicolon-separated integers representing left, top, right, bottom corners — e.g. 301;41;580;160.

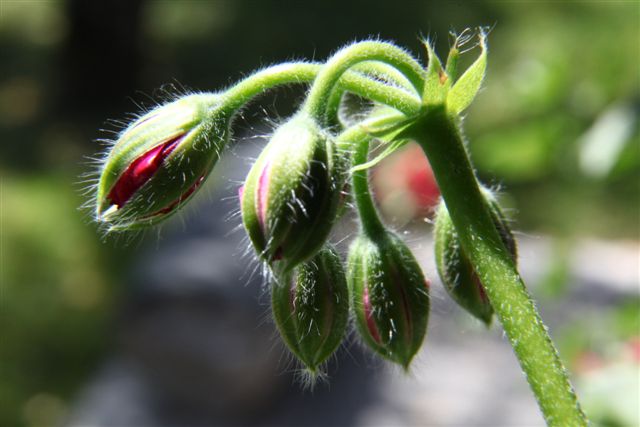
403;107;587;426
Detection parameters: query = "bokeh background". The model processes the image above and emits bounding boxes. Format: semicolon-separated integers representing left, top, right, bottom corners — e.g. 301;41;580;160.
1;1;638;426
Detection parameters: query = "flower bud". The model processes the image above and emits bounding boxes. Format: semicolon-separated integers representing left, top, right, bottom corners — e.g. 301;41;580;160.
271;244;349;374
240;114;344;271
347;231;430;369
95;94;230;231
434;196;517;325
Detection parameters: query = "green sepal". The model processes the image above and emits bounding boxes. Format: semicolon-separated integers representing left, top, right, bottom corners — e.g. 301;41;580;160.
421;40;449;105
339;106;414;173
445;46;460;84
349;138;410;173
446;31;487;115
358;109;413;140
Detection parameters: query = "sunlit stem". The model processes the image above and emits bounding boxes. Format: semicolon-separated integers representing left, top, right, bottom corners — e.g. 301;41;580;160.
405;106;587;427
302;42;426;125
350;136;386;236
220;62;421;118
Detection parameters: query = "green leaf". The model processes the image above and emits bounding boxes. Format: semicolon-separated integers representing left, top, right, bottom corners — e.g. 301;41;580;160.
447;32;487;114
359;109;414;141
349;138;410;172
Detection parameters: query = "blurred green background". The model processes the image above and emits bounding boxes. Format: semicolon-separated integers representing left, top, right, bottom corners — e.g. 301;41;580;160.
1;1;638;426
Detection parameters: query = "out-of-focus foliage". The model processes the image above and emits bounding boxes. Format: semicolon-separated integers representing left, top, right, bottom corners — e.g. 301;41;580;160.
0;174;118;427
559;301;640;427
464;3;639;237
1;1;637;426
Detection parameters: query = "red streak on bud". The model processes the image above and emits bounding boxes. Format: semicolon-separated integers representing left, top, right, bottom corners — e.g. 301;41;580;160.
363;286;382;344
473;273;489;304
256;160;272;233
107;134;184;208
272;247;284;261
152;175;205;216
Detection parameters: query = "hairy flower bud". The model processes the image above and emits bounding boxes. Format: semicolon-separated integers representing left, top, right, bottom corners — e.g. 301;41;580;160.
347;231;430;369
271;244;349;374
434;196;517;325
95;94;230;231
240;114;344;271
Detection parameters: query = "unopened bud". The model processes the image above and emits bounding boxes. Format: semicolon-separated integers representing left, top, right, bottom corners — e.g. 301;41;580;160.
347;231;430;369
434;195;517;325
271;245;349;374
95;94;230;231
241;114;344;271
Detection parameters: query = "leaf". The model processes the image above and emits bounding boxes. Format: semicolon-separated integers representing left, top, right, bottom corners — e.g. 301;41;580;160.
447;32;487;115
360;111;414;141
350;138;410;172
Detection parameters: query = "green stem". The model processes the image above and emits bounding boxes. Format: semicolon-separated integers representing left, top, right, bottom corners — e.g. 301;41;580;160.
406;106;587;427
221;62;421;117
302;42;425;124
350;136;386;237
325;61;420;127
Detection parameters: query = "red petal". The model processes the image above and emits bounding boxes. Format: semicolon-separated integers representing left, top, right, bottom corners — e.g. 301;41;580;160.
107;135;184;208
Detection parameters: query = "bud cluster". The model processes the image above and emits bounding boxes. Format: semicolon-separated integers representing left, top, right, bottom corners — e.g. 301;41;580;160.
90;33;522;382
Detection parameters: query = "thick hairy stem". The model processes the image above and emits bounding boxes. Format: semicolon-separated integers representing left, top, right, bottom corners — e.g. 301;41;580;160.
221;62;421;118
406;106;587;427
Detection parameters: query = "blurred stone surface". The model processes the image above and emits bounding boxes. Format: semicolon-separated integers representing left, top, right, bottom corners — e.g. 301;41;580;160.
66;138;639;427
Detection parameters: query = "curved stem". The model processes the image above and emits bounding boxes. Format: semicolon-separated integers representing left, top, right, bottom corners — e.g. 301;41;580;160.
338;72;421;117
325;61;421;124
220;62;421;118
221;62;320;113
405;107;587;427
351;61;419;92
302;42;425;124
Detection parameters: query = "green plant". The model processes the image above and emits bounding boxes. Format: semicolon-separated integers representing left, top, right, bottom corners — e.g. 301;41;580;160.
91;30;587;426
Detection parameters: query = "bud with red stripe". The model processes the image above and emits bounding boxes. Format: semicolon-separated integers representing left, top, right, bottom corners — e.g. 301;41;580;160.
95;94;230;231
347;231;430;369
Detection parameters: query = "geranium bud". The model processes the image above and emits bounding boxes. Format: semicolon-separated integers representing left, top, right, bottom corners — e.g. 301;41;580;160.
271;244;349;374
95;94;230;231
240;113;344;271
434;195;517;325
347;231;430;369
